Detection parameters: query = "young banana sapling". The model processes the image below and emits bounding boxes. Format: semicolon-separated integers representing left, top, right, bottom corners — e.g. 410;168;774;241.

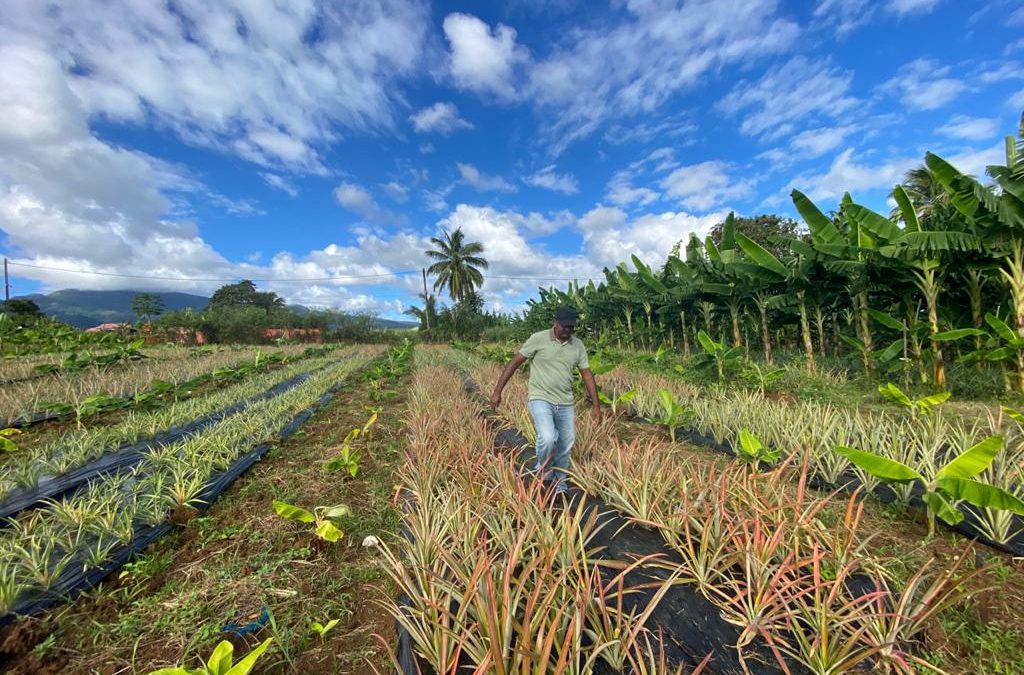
273;500;350;543
147;638;273;675
836;436;1024;536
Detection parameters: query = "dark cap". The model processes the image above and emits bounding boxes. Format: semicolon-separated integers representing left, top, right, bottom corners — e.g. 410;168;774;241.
553;306;578;326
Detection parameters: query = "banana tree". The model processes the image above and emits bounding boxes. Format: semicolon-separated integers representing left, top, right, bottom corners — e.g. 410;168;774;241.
687;329;744;382
843;188;981;389
926;115;1024;389
836;436;1024;536
791;189;864;373
734;230;822;370
933;312;1024;393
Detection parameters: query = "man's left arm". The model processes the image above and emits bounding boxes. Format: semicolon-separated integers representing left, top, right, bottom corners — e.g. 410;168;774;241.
577;343;601;417
580;367;601;418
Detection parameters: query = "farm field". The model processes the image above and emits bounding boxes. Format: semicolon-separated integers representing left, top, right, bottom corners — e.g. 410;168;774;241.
0;341;1021;673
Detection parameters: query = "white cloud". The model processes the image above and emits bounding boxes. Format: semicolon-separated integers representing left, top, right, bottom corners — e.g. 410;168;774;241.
882;59;965;110
409;102;474;134
443;13;526;99
603;114;698;146
944;144;1005;179
526;0;798;153
261;173;299;197
979;61;1024;84
525;166;579;194
814;0;941;36
659;161;755;212
1011;89;1024;110
606;171;660;207
577;206;723;270
813;0;873;36
718;57;858;140
438;205;597;303
333;183;406;225
0;44;433;316
1007;38;1024;55
419;143;435;154
939;115;1000;141
0;0;431;172
790;125;858;157
791;143;993;207
382;181;410;203
889;0;941;15
793;148;918;202
456;163;517;192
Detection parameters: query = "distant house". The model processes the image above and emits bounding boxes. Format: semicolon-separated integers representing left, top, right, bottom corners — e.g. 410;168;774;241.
84;322;135;333
158;327;207;345
263;328;322;343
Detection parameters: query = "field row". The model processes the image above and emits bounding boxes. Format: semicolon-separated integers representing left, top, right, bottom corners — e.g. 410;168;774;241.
0;344;319;426
404;345;1022;673
0;349;378;621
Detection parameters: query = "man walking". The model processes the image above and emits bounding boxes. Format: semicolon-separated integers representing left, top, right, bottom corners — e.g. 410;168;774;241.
489;306;601;494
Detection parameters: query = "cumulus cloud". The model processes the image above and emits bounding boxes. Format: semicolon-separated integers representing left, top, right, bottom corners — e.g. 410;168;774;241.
659;162;755;212
791;149;918;202
718;57;858;140
524;166;579;194
0;0;431;172
382;181;410;203
443;13;526;99
606;171;660;207
333;183;407;225
882;59;965;110
939;115;1000;141
409;102;474;134
456;163;517;192
0;44;428;314
577;206;724;270
790;125;858;157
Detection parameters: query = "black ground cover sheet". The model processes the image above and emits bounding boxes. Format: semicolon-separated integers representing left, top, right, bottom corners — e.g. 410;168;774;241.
639;412;1024;557
392;376;809;675
0;366;328;525
0;376;349;624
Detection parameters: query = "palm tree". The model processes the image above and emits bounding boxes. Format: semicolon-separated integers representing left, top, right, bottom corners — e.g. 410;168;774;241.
425;228;489;302
404;292;437;333
889;166;948;224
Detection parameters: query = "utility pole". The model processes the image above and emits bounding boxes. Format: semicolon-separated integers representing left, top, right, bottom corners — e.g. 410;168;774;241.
421;268;431;333
3;258;9;302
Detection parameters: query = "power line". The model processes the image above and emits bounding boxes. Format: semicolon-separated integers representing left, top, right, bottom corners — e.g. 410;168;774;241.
6;261;600;284
5;261;419;283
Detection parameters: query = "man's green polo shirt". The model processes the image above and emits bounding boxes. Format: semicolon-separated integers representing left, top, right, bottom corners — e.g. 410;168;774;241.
519;329;590;405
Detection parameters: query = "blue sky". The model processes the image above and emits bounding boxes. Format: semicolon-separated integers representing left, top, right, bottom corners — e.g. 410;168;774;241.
1;0;1022;318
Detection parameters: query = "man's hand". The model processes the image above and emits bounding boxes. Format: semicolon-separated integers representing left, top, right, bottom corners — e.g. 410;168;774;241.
590;405;603;421
489;392;502;409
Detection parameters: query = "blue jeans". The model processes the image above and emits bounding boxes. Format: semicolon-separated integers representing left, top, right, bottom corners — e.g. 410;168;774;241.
528;399;576;493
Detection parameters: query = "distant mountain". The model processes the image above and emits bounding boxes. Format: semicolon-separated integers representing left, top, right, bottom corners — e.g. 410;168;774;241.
19;289;210;328
16;289;418;330
374;317;419;330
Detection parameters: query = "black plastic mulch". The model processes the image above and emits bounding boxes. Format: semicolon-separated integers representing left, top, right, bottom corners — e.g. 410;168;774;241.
0;368;331;526
0;376;351;625
653;417;1024;557
392;375;809;675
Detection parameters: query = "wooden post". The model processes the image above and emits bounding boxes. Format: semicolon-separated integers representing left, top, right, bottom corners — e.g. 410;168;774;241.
3;258;9;302
421;268;431;333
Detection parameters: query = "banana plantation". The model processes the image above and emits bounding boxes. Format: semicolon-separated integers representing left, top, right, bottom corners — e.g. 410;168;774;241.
522;118;1024;395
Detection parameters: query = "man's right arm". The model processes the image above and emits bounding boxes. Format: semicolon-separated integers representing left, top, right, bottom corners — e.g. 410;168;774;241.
490;353;527;408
